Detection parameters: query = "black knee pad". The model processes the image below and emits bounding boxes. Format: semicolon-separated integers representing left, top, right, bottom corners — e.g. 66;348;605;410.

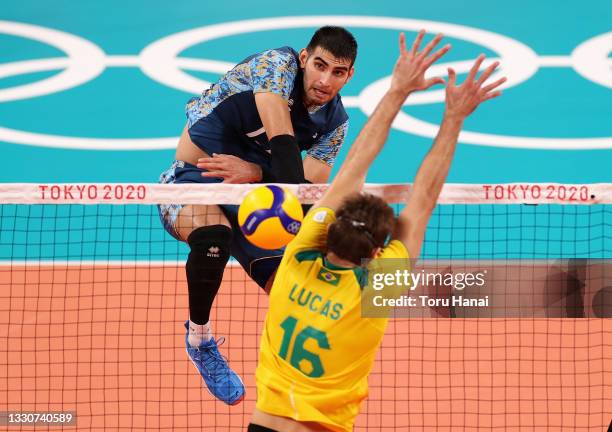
187;225;232;261
185;225;232;324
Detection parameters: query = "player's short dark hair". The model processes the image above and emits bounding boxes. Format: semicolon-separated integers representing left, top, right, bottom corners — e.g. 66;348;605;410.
327;193;395;266
306;26;358;65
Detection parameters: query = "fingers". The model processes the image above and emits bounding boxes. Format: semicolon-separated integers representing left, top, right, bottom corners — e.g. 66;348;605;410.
201;171;226;178
198;160;226;178
199;153;229;159
483;90;502;101
424;76;446;89
197;160;222;169
410;30;425;56
466;54;486;83
197;155;229;168
482;76;507;93
423;43;451;69
447;67;457;87
211;153;232;159
475;60;500;87
399;32;408;56
198;154;237;180
420;33;444;58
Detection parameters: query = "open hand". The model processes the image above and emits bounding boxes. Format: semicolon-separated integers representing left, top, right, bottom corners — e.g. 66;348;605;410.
390;30;451;96
445;55;507;119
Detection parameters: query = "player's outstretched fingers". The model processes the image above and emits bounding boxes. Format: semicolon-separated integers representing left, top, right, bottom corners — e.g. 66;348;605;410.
420;33;444;58
423;43;451;69
447;67;457;87
399;32;408;55
482;76;507;94
466;54;486;83
410;30;426;56
475;61;500;88
424;76;446;90
482;90;503;102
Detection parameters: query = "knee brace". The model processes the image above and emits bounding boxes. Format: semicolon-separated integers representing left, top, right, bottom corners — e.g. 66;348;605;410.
185;225;232;324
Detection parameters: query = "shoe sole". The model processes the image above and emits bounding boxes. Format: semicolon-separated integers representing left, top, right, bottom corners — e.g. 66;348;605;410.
186;346;246;406
230;393;245;406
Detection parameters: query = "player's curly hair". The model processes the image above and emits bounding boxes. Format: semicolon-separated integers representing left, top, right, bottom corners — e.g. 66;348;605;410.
307;26;358;66
327;193;395;266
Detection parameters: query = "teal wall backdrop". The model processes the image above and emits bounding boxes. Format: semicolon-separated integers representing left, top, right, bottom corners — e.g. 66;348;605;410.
1;1;611;184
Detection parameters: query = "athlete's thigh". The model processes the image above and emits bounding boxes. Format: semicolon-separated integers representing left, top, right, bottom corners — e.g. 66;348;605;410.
157;159;230;242
175;204;230;241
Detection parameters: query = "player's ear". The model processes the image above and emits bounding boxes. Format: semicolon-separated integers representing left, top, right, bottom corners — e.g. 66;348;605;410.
299;49;309;69
346;66;355;83
370;247;382;259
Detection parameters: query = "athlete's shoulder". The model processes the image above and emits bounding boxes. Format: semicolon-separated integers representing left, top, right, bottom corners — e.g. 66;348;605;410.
302;207;337;231
186;46;300;124
243;46;299;72
244;46;299;99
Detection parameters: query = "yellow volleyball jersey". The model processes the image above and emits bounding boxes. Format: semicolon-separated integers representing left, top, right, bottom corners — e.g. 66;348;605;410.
255;207;409;432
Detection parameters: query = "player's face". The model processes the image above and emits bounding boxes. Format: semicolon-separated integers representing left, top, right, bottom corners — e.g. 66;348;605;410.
299;47;354;107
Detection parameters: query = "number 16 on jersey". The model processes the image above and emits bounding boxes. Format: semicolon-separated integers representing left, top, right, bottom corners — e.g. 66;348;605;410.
278;316;330;378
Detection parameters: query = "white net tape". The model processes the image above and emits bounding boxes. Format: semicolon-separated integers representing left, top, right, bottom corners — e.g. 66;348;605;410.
0;183;610;205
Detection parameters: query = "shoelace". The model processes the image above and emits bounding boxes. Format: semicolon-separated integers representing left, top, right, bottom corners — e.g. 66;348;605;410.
199;337;232;381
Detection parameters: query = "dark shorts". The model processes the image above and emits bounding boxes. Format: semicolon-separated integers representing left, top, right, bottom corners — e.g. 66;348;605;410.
158;160;283;289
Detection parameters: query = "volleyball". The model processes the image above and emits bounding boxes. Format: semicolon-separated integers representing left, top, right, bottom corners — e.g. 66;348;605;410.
238;185;304;249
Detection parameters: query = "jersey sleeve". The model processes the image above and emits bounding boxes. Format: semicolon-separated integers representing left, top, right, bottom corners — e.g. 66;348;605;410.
306;120;348;166
248;49;298;100
285;207;336;254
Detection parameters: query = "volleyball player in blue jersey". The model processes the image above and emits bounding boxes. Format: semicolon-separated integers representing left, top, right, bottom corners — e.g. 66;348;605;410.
158;27;357;404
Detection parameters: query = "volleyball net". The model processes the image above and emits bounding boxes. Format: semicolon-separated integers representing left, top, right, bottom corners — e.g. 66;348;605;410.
0;182;611;430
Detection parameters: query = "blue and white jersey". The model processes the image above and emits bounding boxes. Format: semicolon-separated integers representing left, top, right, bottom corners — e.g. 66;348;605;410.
185;46;349;170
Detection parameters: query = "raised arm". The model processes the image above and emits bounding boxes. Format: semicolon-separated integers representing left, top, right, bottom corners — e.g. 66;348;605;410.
395;55;507;260
317;31;450;210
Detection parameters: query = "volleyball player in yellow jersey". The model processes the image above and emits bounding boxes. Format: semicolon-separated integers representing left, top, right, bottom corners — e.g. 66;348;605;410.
249;30;507;432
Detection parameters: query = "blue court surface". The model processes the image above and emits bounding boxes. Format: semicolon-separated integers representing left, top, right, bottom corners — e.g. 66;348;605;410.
0;1;611;260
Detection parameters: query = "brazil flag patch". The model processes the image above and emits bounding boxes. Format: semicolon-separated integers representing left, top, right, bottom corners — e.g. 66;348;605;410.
317;269;340;286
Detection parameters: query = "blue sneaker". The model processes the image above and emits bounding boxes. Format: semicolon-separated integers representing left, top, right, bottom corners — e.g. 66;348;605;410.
184;322;245;405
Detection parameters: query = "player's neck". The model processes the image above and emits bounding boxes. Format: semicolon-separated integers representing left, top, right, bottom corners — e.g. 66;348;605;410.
325;252;357;269
304;102;323;114
302;95;323;113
